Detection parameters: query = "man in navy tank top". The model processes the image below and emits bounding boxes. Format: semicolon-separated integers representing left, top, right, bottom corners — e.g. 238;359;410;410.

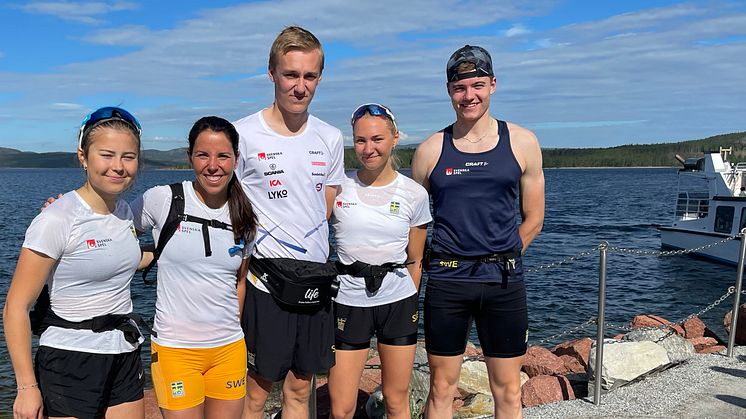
412;45;545;418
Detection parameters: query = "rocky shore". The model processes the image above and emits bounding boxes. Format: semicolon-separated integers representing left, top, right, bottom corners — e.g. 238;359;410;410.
143;305;746;418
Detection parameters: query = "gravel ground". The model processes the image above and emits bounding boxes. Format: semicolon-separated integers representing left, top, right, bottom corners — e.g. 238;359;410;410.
524;347;746;419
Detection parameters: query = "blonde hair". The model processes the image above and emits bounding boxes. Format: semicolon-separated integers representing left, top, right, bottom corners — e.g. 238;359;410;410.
269;26;324;72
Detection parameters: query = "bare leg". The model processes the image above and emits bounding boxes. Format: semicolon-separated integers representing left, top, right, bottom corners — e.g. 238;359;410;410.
159;403;204;419
104;398;145;419
281;370;312;419
205;396;244;419
424;354;462;419
328;348;369;419
243;371;272;419
485;355;524;419
378;343;416;419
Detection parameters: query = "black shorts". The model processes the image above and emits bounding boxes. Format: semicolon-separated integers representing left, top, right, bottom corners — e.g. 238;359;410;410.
334;293;419;350
35;345;144;419
424;279;528;358
242;285;335;382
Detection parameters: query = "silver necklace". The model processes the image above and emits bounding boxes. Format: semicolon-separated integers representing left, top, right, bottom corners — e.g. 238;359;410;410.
456;120;495;144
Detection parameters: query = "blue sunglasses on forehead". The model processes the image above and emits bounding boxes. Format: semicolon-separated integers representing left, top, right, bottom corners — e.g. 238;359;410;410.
350;103;398;132
78;106;142;149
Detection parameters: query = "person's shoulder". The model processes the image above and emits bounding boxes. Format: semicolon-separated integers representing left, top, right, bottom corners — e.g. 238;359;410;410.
398;173;429;199
35;191;85;226
232;111;263;131
505;121;539;146
416;130;445;152
308;114;343;138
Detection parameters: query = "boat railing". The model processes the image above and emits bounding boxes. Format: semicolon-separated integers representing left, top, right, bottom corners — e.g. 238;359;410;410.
675;191;709;220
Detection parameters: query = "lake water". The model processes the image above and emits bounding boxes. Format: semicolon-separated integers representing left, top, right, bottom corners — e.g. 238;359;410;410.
0;167;741;413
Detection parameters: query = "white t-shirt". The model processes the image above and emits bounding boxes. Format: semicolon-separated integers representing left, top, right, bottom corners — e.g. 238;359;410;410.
234;110;344;292
131;181;247;348
331;171;432;307
23;191;141;354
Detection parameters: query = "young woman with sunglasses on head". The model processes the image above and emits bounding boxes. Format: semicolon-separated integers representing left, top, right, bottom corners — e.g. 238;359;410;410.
131;116;256;419
328;104;431;419
3;107;147;419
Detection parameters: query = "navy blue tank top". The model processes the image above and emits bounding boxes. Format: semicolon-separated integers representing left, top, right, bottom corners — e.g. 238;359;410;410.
428;119;524;282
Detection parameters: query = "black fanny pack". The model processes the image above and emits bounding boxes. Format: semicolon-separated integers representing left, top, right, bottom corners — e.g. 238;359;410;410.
30;285;154;345
335;260;412;294
427;249;521;288
250;257;339;307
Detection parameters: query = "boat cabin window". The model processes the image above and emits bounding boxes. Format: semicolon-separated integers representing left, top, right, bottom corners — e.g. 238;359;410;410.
714;206;735;234
740;208;746;233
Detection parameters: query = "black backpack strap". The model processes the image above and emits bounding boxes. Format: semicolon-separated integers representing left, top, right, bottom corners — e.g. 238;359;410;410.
141;183;185;285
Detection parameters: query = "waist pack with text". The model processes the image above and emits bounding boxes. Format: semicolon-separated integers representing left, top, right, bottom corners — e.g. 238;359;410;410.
250;257;339;307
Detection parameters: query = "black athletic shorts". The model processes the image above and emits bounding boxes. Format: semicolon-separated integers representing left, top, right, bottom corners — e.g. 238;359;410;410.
242;285;335;382
424;279;528;358
334;293;419;350
35;345;144;419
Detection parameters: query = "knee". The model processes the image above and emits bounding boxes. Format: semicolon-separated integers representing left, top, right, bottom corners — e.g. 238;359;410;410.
329;402;356;419
429;376;457;401
283;384;312;406
382;388;410;417
493;382;522;407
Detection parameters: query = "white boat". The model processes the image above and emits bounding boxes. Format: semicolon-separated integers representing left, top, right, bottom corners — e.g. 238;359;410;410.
660;147;746;265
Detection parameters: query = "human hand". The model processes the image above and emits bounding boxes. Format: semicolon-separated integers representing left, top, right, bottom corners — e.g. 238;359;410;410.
40;194;63;212
13;387;43;419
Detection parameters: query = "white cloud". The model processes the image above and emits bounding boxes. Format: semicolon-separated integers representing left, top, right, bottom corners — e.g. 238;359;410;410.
49;102;85;110
18;1;138;25
505;24;531;37
83;25;155;45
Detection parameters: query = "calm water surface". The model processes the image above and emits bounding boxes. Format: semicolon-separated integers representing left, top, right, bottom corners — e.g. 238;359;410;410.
0;167;740;413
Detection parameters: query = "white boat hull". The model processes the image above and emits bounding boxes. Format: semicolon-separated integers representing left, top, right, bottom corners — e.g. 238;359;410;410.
660;226;741;265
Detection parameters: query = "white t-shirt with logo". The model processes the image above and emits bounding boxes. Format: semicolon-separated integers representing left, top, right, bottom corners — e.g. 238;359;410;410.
234;111;344;292
331;171;432;307
22;191;141;354
131;181;247;348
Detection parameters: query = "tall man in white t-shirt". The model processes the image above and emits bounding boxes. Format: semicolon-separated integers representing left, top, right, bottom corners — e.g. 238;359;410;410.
234;26;345;419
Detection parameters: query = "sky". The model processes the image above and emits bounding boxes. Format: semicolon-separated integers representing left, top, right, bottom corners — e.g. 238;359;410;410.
0;0;745;152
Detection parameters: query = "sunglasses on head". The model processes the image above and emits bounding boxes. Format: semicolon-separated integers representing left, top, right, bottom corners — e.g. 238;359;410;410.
350;103;398;132
78;106;142;150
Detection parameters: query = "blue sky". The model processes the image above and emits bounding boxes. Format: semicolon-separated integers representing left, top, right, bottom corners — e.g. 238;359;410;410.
0;0;744;152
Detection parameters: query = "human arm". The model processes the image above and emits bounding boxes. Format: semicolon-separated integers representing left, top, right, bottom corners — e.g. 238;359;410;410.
406;224;429;290
236;258;249;317
411;133;444;191
512;126;545;251
3;248;56;419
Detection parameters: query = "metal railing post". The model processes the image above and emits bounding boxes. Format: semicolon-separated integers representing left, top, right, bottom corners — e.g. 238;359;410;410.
309;374;317;418
594;242;608;405
727;229;746;357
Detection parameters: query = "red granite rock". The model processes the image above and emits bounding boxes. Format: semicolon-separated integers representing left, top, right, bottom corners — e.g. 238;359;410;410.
522;346;567;378
359;368;382;394
144;390;163;419
559;354;586;374
631;314;685;336
682;316;706;339
552;338;592;367
464;341;484;358
723;303;746;345
689;336;719;352
521;375;575;407
698;345;726;354
613;334;624;341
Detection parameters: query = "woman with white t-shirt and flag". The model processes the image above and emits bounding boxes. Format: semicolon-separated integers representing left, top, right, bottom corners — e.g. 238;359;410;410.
3;106;147;419
132;116;257;419
328;103;432;419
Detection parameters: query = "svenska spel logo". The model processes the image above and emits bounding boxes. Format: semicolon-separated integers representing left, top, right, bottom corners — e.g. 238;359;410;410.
86;239;96;249
445;168;453;176
258;152;267;160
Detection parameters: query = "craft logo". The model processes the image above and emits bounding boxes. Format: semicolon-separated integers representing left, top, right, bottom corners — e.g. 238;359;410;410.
226;376;246;389
464;161;489;167
389;201;400;215
268;189;288;199
258;151;282;160
309;150;325;155
86;238;112;249
247;351;256;366
170;381;185;398
445;167;470;176
311;172;325;177
337;317;347;331
336;200;357;209
315;183;323;192
269;179;283;187
311;161;326;166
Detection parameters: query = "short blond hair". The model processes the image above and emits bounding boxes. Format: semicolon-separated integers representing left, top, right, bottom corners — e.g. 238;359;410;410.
269;26;324;72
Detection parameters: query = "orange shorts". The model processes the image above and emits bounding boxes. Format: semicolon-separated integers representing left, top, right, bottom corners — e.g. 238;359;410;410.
151;339;247;410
